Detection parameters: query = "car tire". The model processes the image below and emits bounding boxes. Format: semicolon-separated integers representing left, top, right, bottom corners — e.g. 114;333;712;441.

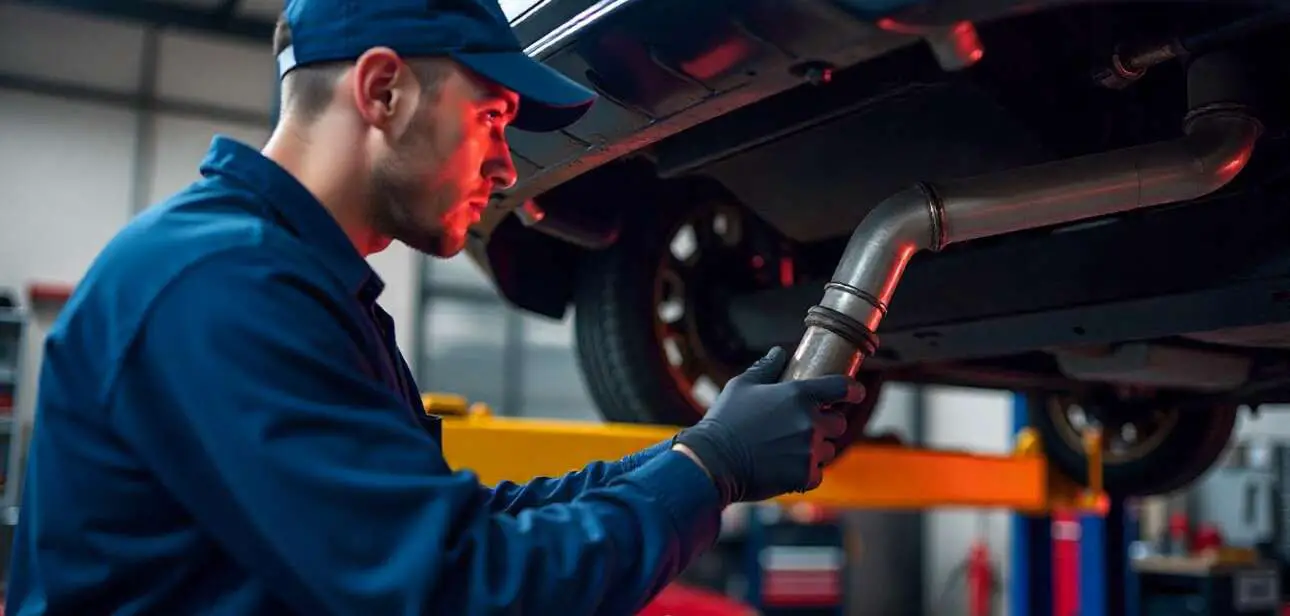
1028;392;1239;497
572;190;883;448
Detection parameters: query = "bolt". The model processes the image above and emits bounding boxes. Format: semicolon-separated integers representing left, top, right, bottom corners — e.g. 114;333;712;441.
791;61;835;86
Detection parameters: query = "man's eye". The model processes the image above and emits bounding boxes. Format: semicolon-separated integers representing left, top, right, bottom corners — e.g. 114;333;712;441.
483;110;505;124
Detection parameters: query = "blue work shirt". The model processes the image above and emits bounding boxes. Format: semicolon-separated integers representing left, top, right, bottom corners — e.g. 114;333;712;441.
5;136;723;616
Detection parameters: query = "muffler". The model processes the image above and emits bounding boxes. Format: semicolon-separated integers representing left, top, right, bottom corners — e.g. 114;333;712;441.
783;51;1263;382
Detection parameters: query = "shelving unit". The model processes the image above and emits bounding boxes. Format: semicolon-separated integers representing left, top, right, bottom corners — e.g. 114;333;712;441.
0;305;25;585
0;308;21;500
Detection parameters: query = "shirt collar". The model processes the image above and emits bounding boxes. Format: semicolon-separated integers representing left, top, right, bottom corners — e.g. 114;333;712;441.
197;136;385;302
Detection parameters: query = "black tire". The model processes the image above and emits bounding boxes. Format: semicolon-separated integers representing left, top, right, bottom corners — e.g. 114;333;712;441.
1029;392;1239;497
572;189;706;427
572;188;883;446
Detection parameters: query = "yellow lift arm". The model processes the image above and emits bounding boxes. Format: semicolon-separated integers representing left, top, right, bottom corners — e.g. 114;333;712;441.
424;393;1108;515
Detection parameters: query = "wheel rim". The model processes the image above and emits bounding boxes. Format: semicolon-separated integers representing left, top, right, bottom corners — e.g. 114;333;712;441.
1046;394;1181;465
650;201;777;416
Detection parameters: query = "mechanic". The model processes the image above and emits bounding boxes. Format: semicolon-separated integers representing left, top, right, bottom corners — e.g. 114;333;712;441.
4;0;864;614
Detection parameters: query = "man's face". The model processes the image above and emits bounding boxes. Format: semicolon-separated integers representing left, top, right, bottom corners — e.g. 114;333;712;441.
366;61;518;258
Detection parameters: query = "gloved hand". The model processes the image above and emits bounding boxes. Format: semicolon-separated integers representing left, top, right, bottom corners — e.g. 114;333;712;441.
673;346;864;504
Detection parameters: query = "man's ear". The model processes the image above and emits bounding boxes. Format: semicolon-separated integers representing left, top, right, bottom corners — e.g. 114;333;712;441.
351;47;418;132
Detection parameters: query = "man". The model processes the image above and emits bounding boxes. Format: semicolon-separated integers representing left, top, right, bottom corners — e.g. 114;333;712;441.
5;0;863;614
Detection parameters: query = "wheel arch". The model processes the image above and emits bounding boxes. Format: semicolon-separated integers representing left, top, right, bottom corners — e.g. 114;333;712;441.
467;214;583;320
467;162;743;320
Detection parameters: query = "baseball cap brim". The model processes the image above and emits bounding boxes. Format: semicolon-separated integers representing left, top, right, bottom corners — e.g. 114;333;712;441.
453;51;597;133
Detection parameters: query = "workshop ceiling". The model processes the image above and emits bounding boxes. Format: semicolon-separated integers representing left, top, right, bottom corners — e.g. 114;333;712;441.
19;0;555;44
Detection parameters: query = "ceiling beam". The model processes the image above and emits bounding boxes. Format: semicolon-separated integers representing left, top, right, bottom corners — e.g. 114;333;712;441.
0;71;272;126
17;0;274;44
214;0;244;21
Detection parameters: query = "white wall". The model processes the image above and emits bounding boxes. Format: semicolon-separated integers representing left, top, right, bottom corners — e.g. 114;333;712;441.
923;386;1015;616
1237;405;1290;439
0;3;421;453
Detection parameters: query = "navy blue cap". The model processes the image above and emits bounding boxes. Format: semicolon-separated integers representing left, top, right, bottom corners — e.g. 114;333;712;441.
277;0;598;132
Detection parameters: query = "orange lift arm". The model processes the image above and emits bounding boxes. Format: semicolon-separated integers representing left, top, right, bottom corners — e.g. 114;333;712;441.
424;394;1107;515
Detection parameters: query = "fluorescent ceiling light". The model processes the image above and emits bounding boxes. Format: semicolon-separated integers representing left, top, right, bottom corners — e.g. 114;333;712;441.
523;0;634;57
499;0;553;24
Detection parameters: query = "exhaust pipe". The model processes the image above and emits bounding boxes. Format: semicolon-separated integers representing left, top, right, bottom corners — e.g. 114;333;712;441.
783;52;1263;382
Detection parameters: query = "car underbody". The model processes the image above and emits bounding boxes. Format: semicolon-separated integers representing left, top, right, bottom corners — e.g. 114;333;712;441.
466;0;1290;496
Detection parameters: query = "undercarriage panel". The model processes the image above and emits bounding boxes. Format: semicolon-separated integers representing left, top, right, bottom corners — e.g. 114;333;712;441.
726;149;1290;370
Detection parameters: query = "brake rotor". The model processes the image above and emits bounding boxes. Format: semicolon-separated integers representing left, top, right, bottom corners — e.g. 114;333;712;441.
1046;393;1180;465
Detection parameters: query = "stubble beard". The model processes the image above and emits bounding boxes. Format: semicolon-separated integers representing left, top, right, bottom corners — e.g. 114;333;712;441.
368;112;467;258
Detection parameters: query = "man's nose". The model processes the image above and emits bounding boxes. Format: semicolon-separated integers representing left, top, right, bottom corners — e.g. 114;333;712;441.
485;137;518;191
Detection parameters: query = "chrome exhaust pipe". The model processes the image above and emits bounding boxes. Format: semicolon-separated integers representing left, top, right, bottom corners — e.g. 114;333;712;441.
784;52;1263;382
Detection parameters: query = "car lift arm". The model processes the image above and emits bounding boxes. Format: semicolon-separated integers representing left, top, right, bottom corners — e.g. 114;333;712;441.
425;394;1107;515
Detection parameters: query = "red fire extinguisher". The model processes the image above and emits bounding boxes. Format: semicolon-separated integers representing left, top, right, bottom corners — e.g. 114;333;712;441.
966;540;994;616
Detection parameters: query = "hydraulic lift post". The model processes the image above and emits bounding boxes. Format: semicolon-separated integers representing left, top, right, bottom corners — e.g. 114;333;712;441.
1009;392;1053;616
1007;392;1136;616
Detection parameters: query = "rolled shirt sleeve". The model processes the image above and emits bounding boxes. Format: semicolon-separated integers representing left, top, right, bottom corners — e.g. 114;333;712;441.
108;246;723;615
